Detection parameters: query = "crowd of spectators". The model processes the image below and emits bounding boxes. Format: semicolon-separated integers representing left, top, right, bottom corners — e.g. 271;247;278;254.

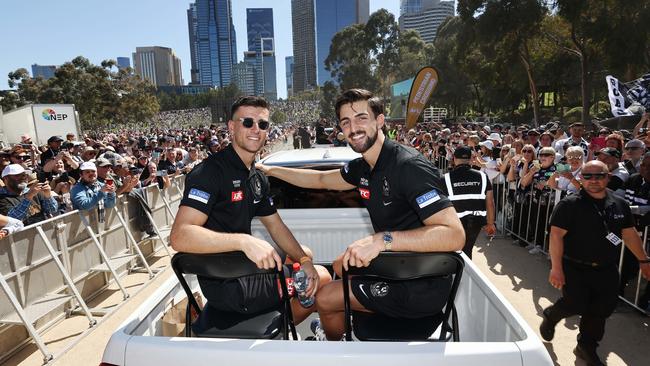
270;100;320;125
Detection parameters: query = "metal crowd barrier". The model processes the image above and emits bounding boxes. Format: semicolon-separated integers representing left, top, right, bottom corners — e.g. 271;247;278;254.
0;176;185;363
490;173;650;315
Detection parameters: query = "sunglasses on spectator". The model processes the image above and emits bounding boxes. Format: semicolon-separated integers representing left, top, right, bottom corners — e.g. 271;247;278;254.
239;117;270;130
581;173;607;180
625;147;643;150
13;155;29;161
566;155;582;160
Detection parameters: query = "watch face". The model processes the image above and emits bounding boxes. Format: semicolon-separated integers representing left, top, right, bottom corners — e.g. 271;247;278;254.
383;232;392;243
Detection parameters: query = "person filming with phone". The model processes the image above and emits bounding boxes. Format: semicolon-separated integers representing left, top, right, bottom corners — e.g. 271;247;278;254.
0;164;58;225
70;162;116;211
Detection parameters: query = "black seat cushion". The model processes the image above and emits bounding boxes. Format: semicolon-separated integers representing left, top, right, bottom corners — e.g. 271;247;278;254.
192;303;282;339
352;310;443;341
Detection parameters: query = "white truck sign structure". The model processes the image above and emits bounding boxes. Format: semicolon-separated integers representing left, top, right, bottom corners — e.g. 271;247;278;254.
1;104;81;145
101;147;553;366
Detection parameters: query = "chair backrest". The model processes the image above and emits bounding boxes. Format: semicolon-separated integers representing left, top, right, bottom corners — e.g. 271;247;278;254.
172;251;277;279
171;251;296;339
345;251;462;280
342;251;464;341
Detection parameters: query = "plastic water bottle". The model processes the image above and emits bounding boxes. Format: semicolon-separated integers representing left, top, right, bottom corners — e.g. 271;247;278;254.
292;263;314;308
97;198;105;223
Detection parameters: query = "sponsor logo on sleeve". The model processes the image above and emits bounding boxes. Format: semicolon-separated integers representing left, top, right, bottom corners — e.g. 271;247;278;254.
188;188;210;204
359;188;370;199
231;190;244;202
416;189;440;208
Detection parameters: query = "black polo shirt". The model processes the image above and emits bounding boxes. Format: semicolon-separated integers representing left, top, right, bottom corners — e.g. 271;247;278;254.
340;139;452;233
550;189;635;266
624;173;650;228
180;144;276;234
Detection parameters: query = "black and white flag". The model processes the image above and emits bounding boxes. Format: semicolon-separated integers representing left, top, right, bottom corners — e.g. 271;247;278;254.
606;73;650;117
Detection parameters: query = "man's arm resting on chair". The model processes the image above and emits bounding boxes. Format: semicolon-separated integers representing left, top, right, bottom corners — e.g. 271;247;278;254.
170;205;283;270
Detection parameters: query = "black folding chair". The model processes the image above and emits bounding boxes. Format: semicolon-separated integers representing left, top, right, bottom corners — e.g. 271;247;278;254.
171;251;297;340
342;251;464;342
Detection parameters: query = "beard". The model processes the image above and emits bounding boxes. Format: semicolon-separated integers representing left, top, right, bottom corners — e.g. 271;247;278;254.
16;183;27;191
348;128;378;154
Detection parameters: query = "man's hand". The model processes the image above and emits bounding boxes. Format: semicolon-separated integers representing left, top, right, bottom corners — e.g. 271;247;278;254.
549;267;565;289
301;261;320;297
484;223;497;236
342;234;383;270
101;183;116;194
640;262;650;280
25;184;43;200
242;236;283;270
255;162;270;175
40;182;52;198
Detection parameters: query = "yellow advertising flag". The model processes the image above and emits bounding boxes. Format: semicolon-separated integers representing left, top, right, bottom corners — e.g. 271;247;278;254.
405;67;439;130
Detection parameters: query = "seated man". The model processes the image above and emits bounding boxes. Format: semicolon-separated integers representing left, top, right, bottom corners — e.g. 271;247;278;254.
70;162;116;211
0;164;58;225
170;96;331;331
257;89;464;340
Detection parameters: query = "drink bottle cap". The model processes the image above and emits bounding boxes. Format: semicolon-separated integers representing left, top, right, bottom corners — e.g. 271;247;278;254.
292;262;300;271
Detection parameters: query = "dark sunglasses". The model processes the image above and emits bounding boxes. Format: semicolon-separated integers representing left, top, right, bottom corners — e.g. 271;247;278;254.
239;117;270;130
13;155;29;161
581;173;607;180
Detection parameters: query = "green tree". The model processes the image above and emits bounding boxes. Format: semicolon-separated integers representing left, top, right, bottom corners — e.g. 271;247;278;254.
271;110;287;124
319;81;338;120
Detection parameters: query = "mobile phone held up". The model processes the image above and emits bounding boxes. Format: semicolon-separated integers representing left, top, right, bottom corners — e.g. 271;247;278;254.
105;178;114;187
155;170;168;177
555;163;571;173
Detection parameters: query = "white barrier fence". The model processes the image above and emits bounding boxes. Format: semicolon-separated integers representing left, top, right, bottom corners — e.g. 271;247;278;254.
0;176;185;363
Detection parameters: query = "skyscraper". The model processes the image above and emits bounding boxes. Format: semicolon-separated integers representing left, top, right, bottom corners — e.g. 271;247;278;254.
31;64;57;79
116;57;131;70
399;0;454;43
132;46;183;86
285;56;294;98
246;8;277;100
314;0;369;86
291;0;369;92
232;61;256;96
187;0;237;87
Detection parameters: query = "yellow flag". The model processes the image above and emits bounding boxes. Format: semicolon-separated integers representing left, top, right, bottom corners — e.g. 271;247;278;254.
405;67;439;130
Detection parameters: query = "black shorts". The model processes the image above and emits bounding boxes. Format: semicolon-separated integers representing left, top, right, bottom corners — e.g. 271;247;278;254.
351;276;453;319
198;266;290;315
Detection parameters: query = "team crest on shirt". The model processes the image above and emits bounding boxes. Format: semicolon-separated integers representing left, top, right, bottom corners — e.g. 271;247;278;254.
360;178;369;186
253;176;262;196
382;177;390;197
231;190;244;202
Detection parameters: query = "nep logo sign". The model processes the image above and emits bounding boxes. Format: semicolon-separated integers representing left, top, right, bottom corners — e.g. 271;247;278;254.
41;108;68;121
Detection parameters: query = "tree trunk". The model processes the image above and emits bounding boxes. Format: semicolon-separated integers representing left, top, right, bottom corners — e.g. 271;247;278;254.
519;43;540;127
580;54;591;127
472;83;483;114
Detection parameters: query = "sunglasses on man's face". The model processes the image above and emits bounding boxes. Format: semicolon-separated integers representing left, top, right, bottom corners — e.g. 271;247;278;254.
581;173;607;180
13;155;29;161
239;117;270;130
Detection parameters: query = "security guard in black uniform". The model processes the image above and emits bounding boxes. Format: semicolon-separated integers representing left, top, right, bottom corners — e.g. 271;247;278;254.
170;96;330;331
257;89;465;340
541;161;650;366
442;146;496;259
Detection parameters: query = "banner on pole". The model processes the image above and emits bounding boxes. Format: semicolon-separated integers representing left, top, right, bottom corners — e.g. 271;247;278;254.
405;67;439;130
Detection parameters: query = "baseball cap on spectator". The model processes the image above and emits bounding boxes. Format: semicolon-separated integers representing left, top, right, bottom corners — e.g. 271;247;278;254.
2;164;31;178
20;134;32;143
539;147;556;155
479;140;494;150
596;147;622;159
104;146;116;152
527;129;540;136
453;146;472;159
625;139;645;149
483;126;491;133
441;128;451;134
569;122;584;128
80;162;97;171
95;157;112;167
488;133;502;143
47;136;64;144
208;139;219;147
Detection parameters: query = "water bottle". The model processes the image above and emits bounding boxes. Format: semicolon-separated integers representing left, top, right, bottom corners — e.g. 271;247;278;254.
292;263;314;308
97;198;105;223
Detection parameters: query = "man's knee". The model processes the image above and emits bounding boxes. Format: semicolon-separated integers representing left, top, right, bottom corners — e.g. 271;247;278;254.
316;280;343;312
315;265;332;287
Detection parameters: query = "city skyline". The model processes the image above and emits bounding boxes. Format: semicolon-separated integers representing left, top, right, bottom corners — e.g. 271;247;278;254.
0;0;404;99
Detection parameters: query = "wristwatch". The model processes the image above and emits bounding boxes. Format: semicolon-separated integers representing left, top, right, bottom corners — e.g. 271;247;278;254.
383;231;393;252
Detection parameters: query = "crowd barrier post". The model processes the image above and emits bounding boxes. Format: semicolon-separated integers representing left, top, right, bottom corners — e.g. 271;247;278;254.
112;201;155;279
157;184;177;219
140;195;173;258
79;214;130;300
0;275;53;363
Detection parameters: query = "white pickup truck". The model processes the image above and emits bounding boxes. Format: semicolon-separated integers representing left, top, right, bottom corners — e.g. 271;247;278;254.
101;146;553;366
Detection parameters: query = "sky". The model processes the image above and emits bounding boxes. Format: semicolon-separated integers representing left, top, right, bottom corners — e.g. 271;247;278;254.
0;0;403;100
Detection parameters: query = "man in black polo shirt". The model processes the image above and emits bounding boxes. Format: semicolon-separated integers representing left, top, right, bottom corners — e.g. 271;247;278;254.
442;146;496;259
257;89;464;340
170;96;329;329
541;160;650;365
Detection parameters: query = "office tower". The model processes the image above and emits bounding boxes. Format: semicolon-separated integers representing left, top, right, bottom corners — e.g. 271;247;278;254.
31;64;57;79
246;8;277;100
285;56;294;98
399;0;454;43
291;0;369;91
116;57;131;70
232;61;256;96
187;0;237;87
132;46;183;86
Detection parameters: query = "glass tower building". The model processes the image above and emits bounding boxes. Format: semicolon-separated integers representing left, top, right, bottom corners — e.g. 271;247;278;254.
187;0;237;87
246;8;277;100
